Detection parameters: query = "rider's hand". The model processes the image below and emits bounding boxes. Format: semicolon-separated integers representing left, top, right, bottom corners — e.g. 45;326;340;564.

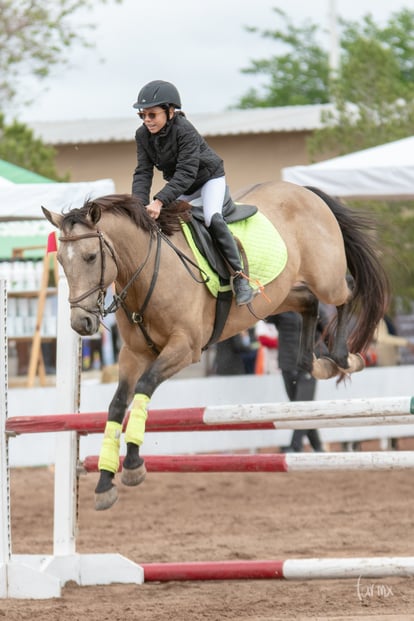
145;199;163;219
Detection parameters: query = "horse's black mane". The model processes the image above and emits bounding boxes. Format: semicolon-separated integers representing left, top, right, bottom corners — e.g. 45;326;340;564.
60;194;192;236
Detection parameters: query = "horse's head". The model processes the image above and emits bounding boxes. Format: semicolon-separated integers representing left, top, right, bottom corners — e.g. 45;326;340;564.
42;202;118;336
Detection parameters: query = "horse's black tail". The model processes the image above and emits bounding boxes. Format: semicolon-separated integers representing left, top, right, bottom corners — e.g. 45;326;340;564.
306;186;390;354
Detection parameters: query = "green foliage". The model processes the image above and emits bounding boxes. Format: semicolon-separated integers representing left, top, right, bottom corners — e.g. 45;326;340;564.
340;9;414;94
306;9;414;308
236;8;414;110
0;113;67;180
0;0;121;104
353;198;414;313
238;7;414;308
0;0;121;179
237;8;330;107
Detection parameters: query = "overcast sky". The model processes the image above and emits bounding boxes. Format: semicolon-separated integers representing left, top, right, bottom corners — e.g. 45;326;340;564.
16;0;414;123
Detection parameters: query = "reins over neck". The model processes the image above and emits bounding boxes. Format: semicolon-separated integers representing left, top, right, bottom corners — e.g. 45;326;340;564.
58;222;210;355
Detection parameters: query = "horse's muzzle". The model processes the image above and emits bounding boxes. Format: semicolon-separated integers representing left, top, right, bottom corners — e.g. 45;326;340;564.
70;310;100;336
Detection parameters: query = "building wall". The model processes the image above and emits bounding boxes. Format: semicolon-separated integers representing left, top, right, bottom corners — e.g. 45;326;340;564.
209;131;311;193
55;141;137;193
54;130;313;195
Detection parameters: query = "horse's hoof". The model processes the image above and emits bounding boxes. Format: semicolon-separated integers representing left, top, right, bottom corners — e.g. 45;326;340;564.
339;353;365;374
312;356;338;380
121;461;147;487
95;485;118;511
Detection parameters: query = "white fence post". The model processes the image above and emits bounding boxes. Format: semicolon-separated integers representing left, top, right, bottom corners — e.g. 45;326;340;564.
0;279;10;597
53;275;80;557
1;279;61;598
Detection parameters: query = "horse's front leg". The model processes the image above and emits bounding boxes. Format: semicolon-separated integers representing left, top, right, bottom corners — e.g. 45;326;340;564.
121;392;150;486
94;376;136;510
95;347;144;511
121;335;194;487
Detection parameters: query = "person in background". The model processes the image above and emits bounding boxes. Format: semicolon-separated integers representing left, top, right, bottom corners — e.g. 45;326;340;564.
374;315;414;366
215;330;258;375
254;320;279;375
131;79;254;306
267;309;329;453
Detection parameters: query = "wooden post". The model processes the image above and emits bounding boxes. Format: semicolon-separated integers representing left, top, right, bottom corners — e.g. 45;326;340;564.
26;253;57;387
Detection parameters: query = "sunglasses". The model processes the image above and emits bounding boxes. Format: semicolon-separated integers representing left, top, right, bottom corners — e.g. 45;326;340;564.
138;111;164;120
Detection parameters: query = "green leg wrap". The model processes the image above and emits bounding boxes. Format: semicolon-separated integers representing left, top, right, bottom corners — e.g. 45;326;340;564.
125;393;150;445
98;421;122;473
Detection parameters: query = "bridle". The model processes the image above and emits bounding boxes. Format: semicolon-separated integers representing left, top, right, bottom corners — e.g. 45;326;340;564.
58;227;160;323
58;229;119;318
58;224;208;353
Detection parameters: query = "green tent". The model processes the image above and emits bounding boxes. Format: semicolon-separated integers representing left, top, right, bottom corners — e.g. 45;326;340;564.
0;160;54;258
0;162;114;259
0;159;53;185
0;220;53;259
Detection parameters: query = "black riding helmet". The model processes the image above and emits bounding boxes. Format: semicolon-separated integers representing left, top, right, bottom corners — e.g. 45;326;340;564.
133;80;182;109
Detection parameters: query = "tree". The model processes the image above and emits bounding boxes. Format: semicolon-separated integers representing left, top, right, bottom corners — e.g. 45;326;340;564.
237;8;414;110
0;113;67;181
309;9;414;158
0;0;121;178
306;10;414;310
0;0;121;105
237;8;330;108
237;8;414;309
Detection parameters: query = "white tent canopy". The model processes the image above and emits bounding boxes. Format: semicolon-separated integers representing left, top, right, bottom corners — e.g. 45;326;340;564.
282;136;414;199
0;178;115;220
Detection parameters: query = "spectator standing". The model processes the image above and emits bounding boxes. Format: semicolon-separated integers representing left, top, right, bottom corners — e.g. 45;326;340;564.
254;320;279;374
267;310;328;452
374;316;414;366
215;330;258;375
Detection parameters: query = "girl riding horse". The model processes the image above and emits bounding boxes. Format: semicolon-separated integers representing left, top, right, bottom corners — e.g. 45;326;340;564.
131;79;254;306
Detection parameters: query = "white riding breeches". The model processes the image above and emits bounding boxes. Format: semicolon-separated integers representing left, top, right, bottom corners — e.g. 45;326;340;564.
179;176;226;227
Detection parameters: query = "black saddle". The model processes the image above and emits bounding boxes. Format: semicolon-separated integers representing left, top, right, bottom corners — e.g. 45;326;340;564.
187;186;257;280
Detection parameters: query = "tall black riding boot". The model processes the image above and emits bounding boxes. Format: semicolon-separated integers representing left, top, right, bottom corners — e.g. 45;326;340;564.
208;213;254;306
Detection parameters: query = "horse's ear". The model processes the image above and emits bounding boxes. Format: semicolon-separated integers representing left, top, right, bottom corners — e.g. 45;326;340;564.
88;203;102;225
42;206;63;229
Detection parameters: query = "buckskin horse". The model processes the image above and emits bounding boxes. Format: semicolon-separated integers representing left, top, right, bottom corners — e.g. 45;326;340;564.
42;181;390;510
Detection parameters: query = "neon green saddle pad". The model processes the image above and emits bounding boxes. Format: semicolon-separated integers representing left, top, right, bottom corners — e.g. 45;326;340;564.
181;211;288;298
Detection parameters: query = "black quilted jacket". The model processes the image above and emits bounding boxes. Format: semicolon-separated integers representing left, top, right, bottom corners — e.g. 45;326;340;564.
132;112;225;206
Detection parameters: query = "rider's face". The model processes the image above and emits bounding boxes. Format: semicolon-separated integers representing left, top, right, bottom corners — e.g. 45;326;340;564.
137;106;172;134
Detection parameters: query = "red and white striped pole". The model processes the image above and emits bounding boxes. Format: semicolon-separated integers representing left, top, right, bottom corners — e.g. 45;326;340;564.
141;557;414;582
82;451;414;474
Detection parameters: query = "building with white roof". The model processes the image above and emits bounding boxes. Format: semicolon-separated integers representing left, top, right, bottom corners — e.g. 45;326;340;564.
27;104;333;193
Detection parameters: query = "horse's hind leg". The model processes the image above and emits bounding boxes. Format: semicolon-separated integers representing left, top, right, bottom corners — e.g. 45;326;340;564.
297;296;319;374
329;303;351;368
280;285;320;376
329;301;365;374
318;275;364;376
289;280;346;380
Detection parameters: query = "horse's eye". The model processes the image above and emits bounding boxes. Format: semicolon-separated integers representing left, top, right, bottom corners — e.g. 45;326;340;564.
85;253;97;264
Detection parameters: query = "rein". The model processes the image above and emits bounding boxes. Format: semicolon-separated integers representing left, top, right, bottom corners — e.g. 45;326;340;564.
157;228;210;284
59;223;210;354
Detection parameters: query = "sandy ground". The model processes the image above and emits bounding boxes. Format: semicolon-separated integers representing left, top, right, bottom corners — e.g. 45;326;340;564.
2;443;414;621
